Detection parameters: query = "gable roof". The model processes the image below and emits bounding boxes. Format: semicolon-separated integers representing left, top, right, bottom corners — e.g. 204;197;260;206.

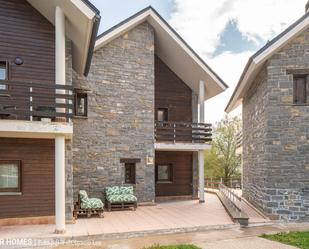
27;0;101;76
95;6;228;101
225;11;309;113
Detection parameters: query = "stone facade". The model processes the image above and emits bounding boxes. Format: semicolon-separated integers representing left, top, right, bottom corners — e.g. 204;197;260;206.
243;28;309;221
72;22;155;203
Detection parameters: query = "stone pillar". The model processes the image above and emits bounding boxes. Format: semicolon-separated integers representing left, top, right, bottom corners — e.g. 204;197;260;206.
55;6;66;234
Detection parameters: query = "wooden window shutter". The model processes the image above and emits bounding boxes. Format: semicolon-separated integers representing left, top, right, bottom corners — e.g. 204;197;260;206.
293;76;307;104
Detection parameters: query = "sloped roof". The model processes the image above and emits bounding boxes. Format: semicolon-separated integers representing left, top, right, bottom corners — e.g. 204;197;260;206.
95;6;228;101
225;11;309;113
27;0;101;76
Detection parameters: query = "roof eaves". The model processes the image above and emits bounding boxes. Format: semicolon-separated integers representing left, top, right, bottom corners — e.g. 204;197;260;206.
225;11;309;112
81;0;101;76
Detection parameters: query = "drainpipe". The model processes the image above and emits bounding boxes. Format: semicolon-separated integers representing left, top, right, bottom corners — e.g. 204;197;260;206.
55;5;66;234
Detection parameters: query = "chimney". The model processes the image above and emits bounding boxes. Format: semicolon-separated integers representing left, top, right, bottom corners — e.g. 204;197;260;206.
306;0;309;12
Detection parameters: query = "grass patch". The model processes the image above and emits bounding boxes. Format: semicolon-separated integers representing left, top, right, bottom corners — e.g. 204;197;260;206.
143;245;201;249
261;231;309;249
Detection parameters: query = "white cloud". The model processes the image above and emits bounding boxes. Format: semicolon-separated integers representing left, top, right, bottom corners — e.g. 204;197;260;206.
205;51;252;124
169;0;306;123
170;0;305;54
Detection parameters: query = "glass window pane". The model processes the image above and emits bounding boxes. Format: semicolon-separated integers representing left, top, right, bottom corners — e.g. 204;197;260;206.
76;93;87;116
0;163;18;188
157;110;164;121
0;67;6;80
158;165;170;181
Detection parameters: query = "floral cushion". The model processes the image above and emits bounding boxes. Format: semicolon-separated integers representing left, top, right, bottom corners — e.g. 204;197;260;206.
79;190;104;209
119;186;134;195
107;194;137;203
106;186;120;197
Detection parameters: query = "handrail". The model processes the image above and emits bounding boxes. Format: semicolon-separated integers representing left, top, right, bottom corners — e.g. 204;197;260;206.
217;183;249;225
219;183;242;214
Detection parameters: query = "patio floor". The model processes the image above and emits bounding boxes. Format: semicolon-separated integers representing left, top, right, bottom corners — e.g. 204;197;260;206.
0;193;235;241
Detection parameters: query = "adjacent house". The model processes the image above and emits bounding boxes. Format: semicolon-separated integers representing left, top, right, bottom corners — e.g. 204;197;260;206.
0;1;227;233
72;6;227;205
226;3;309;222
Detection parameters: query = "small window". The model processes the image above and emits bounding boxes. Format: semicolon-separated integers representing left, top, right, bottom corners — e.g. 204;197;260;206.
0;160;21;193
0;61;8;90
293;75;307;104
75;92;88;116
124;163;136;184
156;164;173;182
157;108;168;122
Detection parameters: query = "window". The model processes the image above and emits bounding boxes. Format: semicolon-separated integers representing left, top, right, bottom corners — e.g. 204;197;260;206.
293;75;307;104
0;161;21;193
75;92;88;116
157;108;168;122
156;164;173;182
124;163;136;184
0;61;8;90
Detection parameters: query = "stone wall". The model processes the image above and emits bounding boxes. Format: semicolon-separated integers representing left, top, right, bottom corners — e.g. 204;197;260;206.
243;28;309;221
243;66;269;215
72;22;155;203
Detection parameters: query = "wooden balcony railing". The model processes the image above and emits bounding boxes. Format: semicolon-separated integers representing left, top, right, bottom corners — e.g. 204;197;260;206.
0;80;73;122
236;131;242;148
155;121;212;143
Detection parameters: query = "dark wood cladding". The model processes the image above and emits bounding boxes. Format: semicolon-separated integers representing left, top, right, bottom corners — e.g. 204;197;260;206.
0;138;55;218
155;56;192;122
155;151;193;197
0;0;55;83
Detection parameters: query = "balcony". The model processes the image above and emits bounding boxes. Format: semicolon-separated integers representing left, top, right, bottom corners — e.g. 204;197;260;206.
0;80;73;122
155;121;212;144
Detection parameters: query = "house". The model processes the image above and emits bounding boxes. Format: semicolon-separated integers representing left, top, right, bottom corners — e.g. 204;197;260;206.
72;6;227;207
0;1;227;233
0;0;100;233
226;2;309;222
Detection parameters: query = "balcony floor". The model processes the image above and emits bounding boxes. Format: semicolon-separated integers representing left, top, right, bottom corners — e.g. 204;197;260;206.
155;141;211;151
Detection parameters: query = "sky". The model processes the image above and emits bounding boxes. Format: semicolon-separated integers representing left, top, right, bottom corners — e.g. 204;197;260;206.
91;0;306;124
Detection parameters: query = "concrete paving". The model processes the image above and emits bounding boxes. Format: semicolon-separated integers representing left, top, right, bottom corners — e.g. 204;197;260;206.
53;223;309;249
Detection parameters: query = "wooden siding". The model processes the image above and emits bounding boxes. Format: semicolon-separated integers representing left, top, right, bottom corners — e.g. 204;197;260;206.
0;138;55;218
0;0;55;121
155;151;193;196
155;56;192;122
0;0;55;83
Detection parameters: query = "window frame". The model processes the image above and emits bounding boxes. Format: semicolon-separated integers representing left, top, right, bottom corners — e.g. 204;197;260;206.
74;91;88;117
124;162;136;184
0;160;22;193
155;164;173;183
293;74;307;104
156;108;168;122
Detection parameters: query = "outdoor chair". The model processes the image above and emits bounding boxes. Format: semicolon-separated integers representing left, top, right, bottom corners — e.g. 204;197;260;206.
105;186;137;211
73;190;104;218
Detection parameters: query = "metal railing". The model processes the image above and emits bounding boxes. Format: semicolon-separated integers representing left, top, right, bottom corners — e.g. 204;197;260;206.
219;183;242;213
0;80;73;122
155;121;212;143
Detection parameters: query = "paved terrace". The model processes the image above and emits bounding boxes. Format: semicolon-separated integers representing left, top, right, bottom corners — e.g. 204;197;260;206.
0;193;268;244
